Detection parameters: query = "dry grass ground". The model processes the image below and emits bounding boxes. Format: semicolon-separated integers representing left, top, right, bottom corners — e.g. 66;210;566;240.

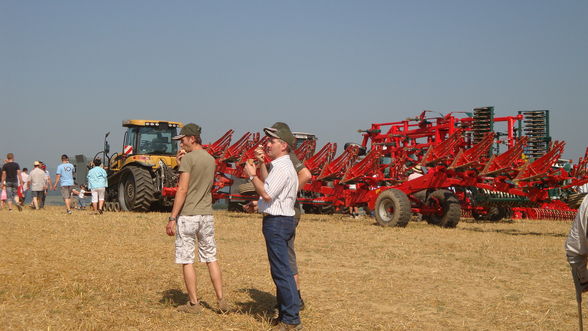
0;207;581;330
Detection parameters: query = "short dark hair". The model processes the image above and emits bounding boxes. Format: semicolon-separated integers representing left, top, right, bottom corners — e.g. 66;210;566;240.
186;135;202;145
61;154;69;160
7;153;14;160
93;159;102;167
23;168;28;172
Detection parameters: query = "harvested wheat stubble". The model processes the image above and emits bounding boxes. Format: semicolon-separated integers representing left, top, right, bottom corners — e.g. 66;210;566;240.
0;207;580;330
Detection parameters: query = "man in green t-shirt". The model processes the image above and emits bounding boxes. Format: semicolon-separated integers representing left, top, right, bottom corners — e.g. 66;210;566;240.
166;123;227;314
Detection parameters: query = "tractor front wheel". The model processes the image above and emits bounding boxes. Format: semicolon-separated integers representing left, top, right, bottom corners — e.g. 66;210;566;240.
118;166;156;212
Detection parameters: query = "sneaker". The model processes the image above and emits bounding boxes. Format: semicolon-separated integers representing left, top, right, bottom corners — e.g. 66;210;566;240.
16;204;22;212
271;304;280;320
217;298;229;313
271;322;303;330
177;302;201;314
67;210;72;214
98;209;103;215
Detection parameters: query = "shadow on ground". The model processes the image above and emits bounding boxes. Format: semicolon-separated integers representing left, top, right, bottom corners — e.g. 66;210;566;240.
461;226;566;238
233;288;276;322
158;289;222;313
462;218;515;224
159;289;188;307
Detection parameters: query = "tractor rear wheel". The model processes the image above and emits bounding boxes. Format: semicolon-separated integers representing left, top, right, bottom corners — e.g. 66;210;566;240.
118;166;156;212
374;189;411;227
425;189;461;228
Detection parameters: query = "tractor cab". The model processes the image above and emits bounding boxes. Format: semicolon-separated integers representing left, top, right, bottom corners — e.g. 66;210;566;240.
105;120;183;173
122;120;181;156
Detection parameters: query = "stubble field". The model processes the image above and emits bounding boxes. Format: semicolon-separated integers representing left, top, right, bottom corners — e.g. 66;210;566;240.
0;207;581;330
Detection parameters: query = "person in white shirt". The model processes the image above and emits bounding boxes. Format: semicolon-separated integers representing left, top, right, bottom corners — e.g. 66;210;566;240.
29;161;47;210
566;195;588;287
244;124;301;330
407;164;424;181
20;167;30;205
565;195;588;326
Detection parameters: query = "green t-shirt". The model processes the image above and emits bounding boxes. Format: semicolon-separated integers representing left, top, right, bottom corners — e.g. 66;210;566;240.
289;152;305;219
178;149;215;215
289;151;305;173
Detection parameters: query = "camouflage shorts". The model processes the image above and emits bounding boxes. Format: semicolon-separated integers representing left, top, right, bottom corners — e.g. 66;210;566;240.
175;215;217;264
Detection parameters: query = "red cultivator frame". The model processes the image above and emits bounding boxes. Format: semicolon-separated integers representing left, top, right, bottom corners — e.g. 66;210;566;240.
164;107;588;227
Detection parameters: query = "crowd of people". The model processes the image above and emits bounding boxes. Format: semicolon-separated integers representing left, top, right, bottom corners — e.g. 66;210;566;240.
0;153;107;214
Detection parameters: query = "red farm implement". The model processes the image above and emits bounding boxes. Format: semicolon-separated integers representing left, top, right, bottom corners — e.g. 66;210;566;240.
163;106;587;227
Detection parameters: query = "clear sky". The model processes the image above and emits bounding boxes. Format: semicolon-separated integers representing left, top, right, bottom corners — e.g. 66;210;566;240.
1;1;587;173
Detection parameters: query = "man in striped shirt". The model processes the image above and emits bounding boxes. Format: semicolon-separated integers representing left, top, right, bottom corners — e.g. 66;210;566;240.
244;125;302;330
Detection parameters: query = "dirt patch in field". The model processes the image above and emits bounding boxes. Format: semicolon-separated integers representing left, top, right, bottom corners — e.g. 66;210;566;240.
0;208;579;330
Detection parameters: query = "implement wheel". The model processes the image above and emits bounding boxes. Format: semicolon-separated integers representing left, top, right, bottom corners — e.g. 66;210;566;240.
374;189;411;227
425;189;461;228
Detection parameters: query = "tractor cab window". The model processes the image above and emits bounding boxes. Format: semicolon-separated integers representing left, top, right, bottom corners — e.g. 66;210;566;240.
125;128;138;149
136;126;178;155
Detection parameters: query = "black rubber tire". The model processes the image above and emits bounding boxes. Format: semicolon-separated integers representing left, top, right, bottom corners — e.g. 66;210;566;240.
472;210;484;221
472;206;507;222
487;207;507;222
374;189;412;227
118;166;156;212
302;204;319;214
425;190;461;228
320;204;334;215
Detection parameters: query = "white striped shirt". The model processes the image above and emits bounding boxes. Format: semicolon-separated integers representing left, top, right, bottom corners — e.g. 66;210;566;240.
566;195;588;257
258;155;299;216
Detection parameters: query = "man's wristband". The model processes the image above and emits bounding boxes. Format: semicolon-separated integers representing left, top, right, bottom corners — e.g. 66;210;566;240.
168;216;177;222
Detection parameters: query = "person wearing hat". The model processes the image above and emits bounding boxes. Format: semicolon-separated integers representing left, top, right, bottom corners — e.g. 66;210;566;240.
29;161;46;210
244;123;302;330
165;123;228;314
39;162;51;209
408;164;424;181
250;122;311;316
53;154;75;214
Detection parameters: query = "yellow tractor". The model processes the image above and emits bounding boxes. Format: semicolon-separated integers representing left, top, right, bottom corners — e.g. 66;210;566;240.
100;120;183;211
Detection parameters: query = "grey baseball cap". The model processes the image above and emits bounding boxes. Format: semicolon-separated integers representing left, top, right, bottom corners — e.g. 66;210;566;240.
263;122;296;148
173;123;202;140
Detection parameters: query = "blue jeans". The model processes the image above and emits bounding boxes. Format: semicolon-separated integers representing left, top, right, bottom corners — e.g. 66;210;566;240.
262;215;300;325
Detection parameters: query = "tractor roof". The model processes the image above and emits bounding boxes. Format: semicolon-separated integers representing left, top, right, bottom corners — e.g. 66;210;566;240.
122;120;183;128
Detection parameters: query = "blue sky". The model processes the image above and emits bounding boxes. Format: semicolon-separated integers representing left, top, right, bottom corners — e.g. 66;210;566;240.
1;1;587;172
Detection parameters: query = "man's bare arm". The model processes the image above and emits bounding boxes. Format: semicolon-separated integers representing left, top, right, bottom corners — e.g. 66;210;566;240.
297;168;311;190
166;171;190;236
